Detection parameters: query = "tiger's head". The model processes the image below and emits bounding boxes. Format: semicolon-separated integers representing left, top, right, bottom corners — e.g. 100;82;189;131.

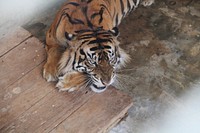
67;28;130;93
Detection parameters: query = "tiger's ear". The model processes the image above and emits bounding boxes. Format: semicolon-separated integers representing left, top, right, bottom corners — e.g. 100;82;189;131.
109;27;119;37
65;32;76;41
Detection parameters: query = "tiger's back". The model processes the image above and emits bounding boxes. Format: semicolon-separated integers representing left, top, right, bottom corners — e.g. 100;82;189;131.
47;0;142;46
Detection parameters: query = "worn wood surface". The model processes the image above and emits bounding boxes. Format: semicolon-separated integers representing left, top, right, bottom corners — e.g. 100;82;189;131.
0;27;32;57
50;88;133;133
0;36;46;91
0;27;133;133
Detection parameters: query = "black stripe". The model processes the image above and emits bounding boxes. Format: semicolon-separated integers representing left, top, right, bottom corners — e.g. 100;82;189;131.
54;5;76;31
87;53;92;59
114;46;117;56
75;29;92;34
80;49;85;55
72;52;77;70
115;13;119;26
87;0;93;3
66;2;80;6
91;12;100;19
90;44;111;51
104;45;111;49
90;7;104;24
92;45;103;51
130;0;137;12
81;40;90;44
92;76;99;82
78;56;85;64
79;31;111;39
73;18;85;25
82;6;93;29
55;8;69;32
100;4;112;17
88;38;112;44
90;46;103;51
85;62;90;67
65;13;84;25
98;7;104;24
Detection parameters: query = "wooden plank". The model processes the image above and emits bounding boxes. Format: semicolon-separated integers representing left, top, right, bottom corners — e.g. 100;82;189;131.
0;27;32;57
0;63;54;129
0;36;46;90
50;87;133;133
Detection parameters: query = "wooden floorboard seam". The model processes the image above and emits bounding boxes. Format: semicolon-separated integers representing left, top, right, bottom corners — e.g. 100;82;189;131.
0;35;33;58
1;60;46;92
47;93;95;133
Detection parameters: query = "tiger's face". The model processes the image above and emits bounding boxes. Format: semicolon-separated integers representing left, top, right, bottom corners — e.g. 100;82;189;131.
71;31;129;93
74;43;117;93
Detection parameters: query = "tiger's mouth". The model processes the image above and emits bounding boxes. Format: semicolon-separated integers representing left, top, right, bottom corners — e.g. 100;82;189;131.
90;84;107;93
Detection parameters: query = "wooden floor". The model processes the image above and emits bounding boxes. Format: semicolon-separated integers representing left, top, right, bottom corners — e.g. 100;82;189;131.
0;27;133;133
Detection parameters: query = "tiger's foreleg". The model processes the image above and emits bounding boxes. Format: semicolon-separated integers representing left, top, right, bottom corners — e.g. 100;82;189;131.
43;44;66;82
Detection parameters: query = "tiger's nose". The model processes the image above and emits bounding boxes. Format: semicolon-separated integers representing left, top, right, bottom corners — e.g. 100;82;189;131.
101;78;111;86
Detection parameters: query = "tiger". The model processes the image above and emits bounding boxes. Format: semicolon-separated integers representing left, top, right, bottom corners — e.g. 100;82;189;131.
43;0;155;93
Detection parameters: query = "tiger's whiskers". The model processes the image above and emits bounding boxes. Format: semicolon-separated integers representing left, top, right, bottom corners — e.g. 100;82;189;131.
112;73;138;91
116;68;136;73
80;75;92;90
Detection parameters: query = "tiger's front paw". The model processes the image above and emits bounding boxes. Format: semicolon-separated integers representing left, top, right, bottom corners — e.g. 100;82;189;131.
56;77;78;92
55;71;87;92
141;0;154;6
43;63;58;82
